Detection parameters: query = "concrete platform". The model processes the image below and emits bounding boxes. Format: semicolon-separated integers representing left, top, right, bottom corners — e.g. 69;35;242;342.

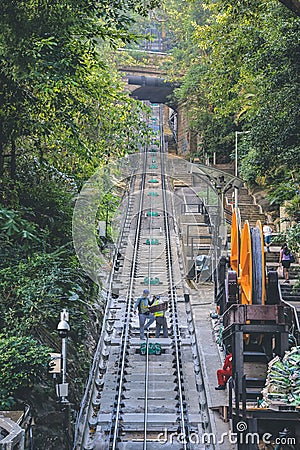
120;413;179;430
169;158;236;449
189;283;235;450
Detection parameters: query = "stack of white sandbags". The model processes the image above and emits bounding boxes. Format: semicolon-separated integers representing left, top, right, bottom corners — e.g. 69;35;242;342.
262;346;300;407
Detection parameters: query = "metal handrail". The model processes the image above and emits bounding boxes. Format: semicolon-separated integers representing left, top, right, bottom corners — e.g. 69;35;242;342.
143;333;150;450
281;299;300;336
277;277;300;334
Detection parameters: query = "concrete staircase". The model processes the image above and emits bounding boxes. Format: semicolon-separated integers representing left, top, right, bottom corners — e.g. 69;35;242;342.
265;246;299;274
265;246;300;325
213;164;266;226
226;187;266;225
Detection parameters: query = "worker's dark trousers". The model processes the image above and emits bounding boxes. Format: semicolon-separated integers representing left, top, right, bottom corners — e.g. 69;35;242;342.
139;313;155;339
155;316;168;338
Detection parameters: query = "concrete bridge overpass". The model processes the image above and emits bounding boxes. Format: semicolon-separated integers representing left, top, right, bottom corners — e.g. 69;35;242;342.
119;62;193;157
119;64;178;109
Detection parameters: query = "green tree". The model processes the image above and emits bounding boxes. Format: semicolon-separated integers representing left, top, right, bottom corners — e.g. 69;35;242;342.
0;336;51;408
165;0;300;213
0;0;156;185
0;0;157;421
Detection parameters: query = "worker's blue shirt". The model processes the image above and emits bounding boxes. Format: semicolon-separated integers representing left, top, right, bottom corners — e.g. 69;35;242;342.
134;296;151;314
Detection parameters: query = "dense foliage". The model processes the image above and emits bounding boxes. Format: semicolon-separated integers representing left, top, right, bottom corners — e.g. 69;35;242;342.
0;0;158;186
0;336;51;409
1;0;299;445
0;0;158;445
164;0;300;221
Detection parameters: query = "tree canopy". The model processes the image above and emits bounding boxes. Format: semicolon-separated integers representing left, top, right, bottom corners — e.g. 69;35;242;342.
1;0;299;444
164;0;300;220
0;0;158;186
0;0;158;444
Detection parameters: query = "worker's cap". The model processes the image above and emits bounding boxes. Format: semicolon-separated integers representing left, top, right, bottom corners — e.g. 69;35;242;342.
143;289;150;294
156;295;160;299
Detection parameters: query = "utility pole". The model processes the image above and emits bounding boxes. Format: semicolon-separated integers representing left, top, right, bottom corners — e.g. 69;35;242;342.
56;309;71;450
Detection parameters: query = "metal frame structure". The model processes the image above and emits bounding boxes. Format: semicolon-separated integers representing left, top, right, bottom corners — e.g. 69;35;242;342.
215;208;300;449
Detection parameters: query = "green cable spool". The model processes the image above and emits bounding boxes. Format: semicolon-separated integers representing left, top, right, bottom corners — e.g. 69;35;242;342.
145;238;159;245
144;277;160;285
154;343;162;355
148;344;156;355
140;343;146;354
148;179;159;183
148;192;159;197
147;211;159;217
140;343;161;355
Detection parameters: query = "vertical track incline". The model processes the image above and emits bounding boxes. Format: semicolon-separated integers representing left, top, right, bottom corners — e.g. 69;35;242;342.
73;105;213;450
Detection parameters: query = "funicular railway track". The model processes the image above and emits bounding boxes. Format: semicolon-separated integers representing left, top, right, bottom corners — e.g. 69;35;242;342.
73;105;212;450
109;132;188;449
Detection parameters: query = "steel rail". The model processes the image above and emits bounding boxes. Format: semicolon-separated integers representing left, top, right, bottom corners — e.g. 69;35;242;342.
143;159;157;449
147;186;154;293
160;122;189;449
142;111;164;447
143;331;150;450
72;174;136;450
111;148;148;449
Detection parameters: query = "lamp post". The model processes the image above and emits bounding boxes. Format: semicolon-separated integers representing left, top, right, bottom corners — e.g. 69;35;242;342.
234;130;250;208
215;175;226;224
57;309;70;403
57;309;71;450
215;175;228;248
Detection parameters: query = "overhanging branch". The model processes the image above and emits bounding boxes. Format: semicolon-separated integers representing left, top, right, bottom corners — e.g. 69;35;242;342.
278;0;300;16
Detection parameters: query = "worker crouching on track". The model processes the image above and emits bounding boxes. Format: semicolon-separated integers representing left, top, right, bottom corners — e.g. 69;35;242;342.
133;289;155;340
152;295;168;338
215;348;233;390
